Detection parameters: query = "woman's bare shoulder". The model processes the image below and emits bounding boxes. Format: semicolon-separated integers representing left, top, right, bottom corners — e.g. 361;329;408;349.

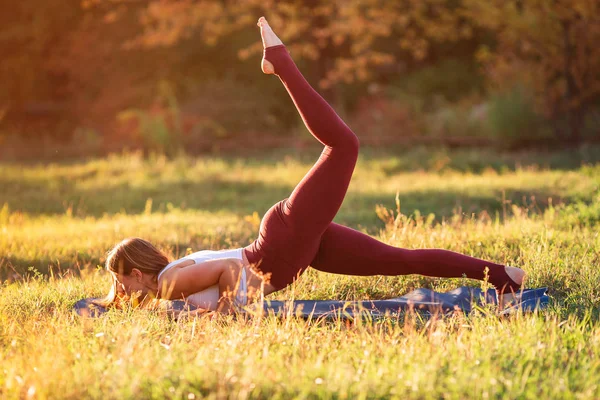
159;259;195;281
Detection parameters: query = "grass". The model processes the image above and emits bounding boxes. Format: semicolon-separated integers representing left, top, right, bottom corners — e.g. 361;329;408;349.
1;145;600;399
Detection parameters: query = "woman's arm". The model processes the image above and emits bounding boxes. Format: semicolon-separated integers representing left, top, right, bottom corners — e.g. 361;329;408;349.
157;258;247;312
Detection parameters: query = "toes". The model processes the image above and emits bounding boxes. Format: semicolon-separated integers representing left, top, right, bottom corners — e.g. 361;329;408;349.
257;16;283;55
257;16;268;28
506;266;525;286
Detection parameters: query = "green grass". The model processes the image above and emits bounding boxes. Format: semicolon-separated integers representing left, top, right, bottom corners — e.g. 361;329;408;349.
1;146;600;399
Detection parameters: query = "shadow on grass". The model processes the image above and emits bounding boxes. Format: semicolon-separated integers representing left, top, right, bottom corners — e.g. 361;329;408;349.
2;144;598;219
0;170;581;223
0;182;573;280
359;144;600;175
1;256;81;281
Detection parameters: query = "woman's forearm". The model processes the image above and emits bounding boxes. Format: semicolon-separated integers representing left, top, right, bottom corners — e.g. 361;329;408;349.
217;259;246;313
217;261;274;313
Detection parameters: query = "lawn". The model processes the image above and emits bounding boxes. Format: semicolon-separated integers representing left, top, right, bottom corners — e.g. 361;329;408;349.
1;145;600;399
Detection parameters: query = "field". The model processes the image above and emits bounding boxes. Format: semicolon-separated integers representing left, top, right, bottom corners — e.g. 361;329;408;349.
1;145;600;399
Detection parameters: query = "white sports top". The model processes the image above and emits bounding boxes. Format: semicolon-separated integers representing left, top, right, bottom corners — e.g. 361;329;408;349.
157;248;247;310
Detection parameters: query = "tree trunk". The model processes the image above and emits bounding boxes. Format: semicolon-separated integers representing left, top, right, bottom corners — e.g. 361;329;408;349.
562;20;583;145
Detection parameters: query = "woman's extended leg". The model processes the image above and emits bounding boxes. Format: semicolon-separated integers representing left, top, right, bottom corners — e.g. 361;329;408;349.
244;19;359;289
310;223;523;295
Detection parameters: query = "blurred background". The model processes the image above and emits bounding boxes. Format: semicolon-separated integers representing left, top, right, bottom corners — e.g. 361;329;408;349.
0;0;598;160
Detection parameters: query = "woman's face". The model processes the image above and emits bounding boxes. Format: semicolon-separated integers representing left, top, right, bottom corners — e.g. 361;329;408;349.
112;270;157;301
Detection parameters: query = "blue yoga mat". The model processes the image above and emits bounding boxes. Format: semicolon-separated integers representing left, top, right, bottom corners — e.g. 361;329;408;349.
73;287;549;318
260;287;549;318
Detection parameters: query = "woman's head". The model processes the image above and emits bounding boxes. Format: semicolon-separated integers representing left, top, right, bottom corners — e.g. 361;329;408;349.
103;237;170;306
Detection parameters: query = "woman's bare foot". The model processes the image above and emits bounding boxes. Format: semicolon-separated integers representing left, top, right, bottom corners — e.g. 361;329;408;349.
498;266;526;308
257;16;283;74
505;265;525;286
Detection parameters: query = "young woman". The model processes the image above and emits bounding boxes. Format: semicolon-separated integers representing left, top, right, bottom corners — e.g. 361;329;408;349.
103;17;525;313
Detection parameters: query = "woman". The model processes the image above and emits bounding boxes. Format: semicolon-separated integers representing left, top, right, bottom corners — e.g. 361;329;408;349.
103;17;525;313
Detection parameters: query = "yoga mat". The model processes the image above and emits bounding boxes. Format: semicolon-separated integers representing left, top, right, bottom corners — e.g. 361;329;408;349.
259;287;549;318
74;287;548;318
72;298;196;318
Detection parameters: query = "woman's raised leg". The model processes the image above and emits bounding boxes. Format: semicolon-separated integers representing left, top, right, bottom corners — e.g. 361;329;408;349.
244;18;360;289
259;18;360;231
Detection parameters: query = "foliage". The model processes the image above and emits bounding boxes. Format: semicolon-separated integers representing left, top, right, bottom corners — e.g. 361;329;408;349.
556;191;600;228
1;0;598;151
389;58;484;107
0;0;81;106
112;0;471;90
464;0;600;143
117;82;184;155
486;85;551;147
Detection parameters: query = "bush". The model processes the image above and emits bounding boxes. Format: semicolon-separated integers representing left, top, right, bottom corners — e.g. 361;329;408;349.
112;77;294;155
116;81;183;155
178;77;292;137
423;97;489;139
388;59;484;109
486;85;552;148
556;193;600;229
383;59;491;142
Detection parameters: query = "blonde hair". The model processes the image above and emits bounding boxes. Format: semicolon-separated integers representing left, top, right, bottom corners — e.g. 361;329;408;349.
98;238;170;308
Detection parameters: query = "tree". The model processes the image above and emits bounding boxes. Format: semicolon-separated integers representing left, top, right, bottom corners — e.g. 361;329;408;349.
0;0;82;138
463;0;600;143
107;0;471;92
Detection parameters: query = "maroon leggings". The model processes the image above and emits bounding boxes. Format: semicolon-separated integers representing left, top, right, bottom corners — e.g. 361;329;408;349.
244;45;520;294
